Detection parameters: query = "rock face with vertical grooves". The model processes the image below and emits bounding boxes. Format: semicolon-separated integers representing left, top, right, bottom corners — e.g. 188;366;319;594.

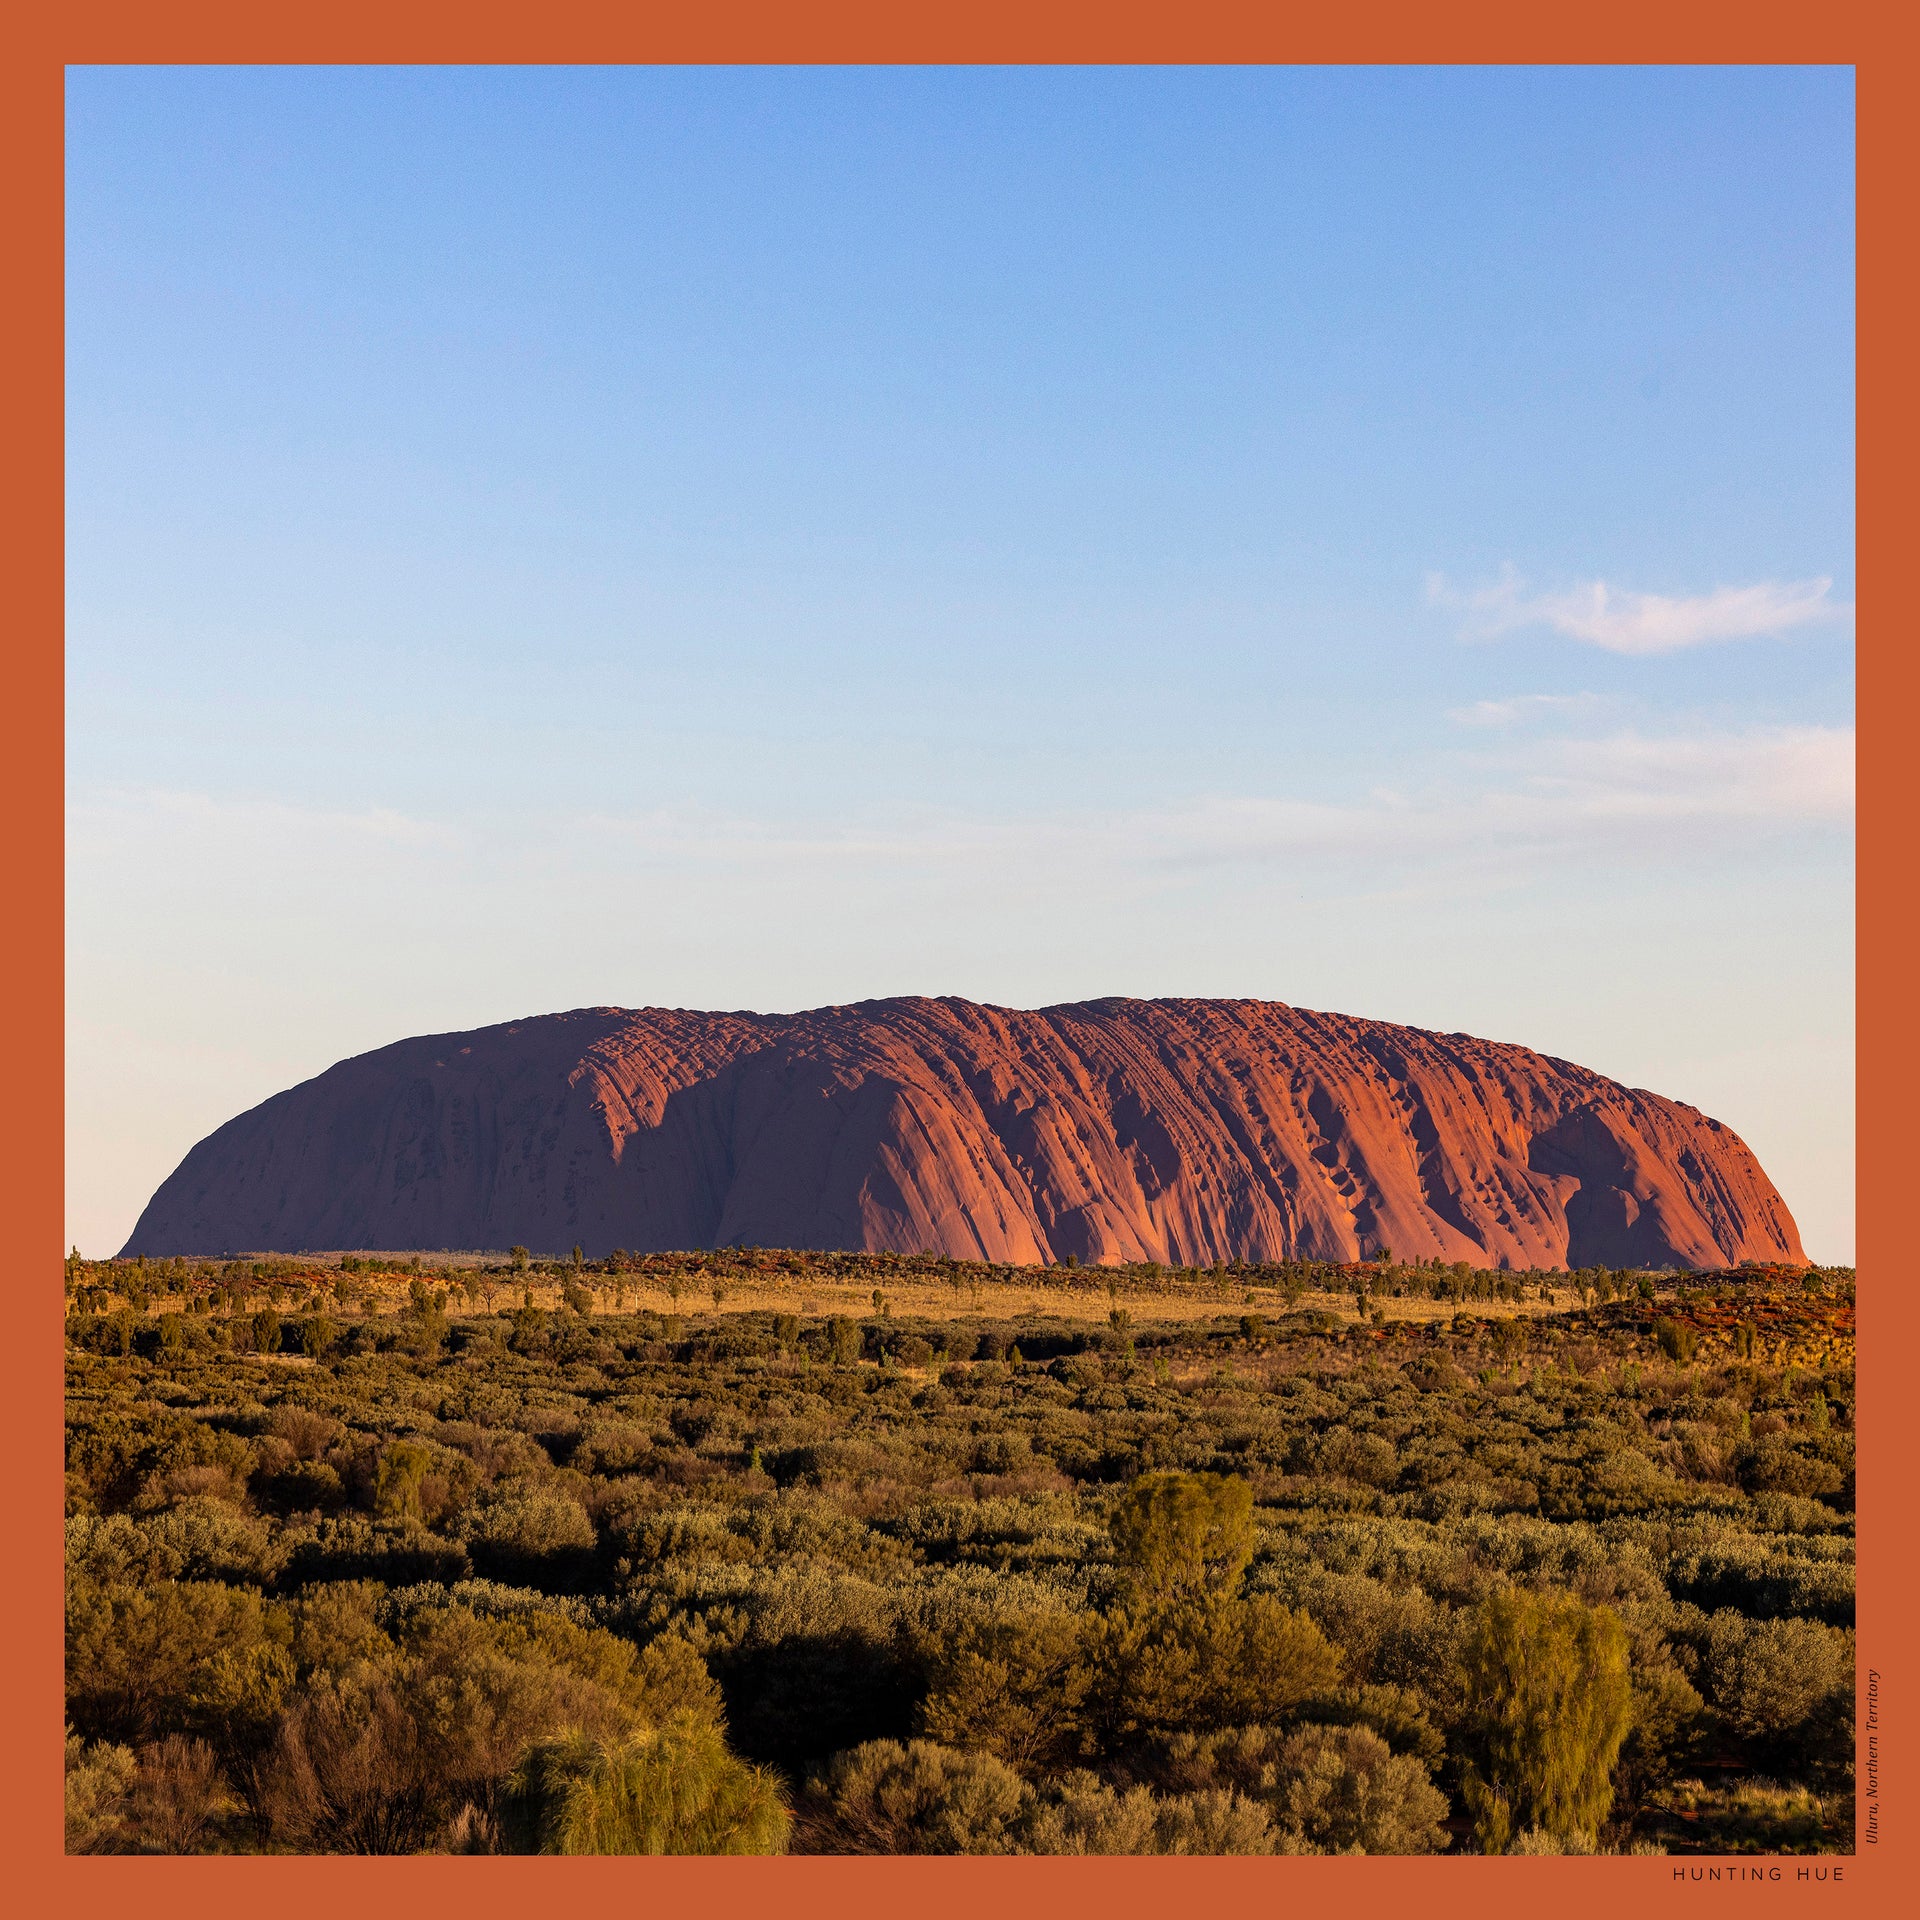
121;996;1805;1270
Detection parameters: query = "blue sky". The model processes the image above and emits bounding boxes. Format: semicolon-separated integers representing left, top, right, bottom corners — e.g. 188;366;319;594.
65;65;1855;1258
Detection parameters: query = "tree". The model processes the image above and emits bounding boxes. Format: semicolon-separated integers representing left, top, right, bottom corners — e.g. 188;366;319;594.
1653;1317;1698;1363
1108;1471;1253;1605
1456;1589;1632;1852
373;1442;434;1521
1087;1471;1342;1746
1085;1592;1341;1742
917;1612;1091;1775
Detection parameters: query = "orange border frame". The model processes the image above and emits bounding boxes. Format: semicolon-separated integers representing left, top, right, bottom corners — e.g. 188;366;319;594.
7;6;1906;1916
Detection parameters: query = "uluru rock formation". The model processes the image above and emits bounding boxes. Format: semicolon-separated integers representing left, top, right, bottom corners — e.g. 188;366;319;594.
122;997;1805;1271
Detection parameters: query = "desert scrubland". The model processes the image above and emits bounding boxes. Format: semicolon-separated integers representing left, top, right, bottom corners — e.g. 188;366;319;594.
65;1248;1854;1856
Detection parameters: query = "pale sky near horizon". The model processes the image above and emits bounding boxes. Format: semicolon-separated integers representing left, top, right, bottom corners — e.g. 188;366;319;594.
65;65;1855;1261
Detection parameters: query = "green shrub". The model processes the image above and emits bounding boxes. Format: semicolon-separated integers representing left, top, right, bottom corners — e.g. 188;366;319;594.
1021;1774;1274;1854
1085;1594;1343;1741
1700;1612;1854;1779
457;1491;597;1582
1271;1723;1450;1854
65;1731;137;1853
798;1738;1024;1854
502;1717;788;1854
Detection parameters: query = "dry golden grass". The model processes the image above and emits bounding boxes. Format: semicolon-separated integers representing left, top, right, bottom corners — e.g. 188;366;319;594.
334;1270;1591;1330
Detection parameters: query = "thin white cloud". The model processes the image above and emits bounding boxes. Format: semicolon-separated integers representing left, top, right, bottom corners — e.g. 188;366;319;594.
70;723;1852;912
1517;725;1854;824
1429;564;1851;654
568;724;1851;873
1448;692;1608;728
66;787;457;851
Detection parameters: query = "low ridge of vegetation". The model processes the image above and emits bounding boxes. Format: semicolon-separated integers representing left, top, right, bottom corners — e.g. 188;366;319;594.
65;1249;1855;1855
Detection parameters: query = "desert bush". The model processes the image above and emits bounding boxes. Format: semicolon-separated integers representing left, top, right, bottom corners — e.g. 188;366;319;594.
267;1405;344;1459
66;1576;281;1746
1022;1774;1274;1854
259;1605;650;1850
799;1738;1026;1853
1654;1319;1698;1363
1314;1426;1400;1487
1698;1612;1854;1779
372;1441;436;1520
457;1489;598;1583
1084;1593;1343;1741
1488;1320;1527;1365
256;1457;349;1515
1738;1441;1846;1501
283;1515;471;1588
1270;1723;1449;1854
65;1731;137;1852
500;1717;788;1854
1665;1532;1854;1627
1276;1568;1457;1695
68;1500;282;1588
260;1667;455;1852
126;1735;230;1852
299;1315;338;1359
